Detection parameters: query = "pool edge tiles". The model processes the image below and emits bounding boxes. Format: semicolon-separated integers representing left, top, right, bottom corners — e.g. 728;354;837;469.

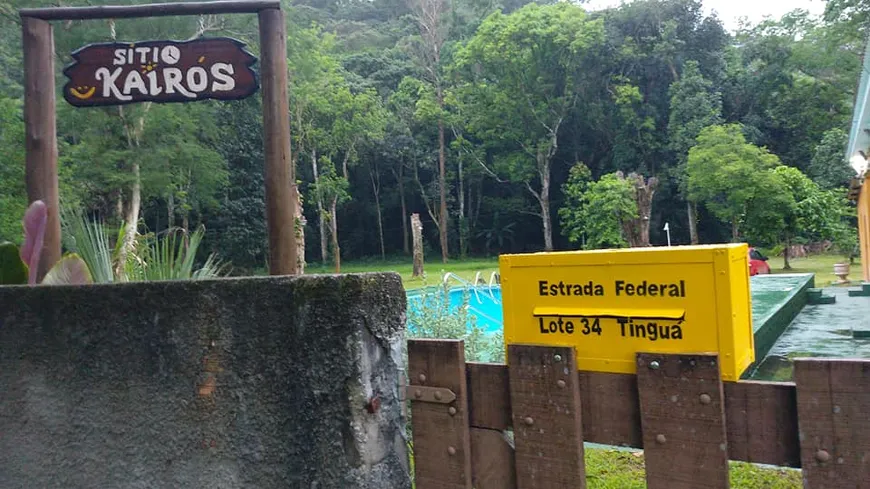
744;273;815;378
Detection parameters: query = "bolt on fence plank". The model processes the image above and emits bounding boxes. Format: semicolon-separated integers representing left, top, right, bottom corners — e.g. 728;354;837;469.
408;339;473;489
637;353;729;489
470;427;517;489
724;380;800;467
508;344;586;489
794;358;870;488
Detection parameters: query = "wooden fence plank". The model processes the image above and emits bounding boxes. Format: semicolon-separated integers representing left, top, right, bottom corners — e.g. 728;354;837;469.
467;363;643;447
408;339;473;489
467;363;511;430
794;358;870;488
470;428;517;489
636;353;729;489
508;344;586;489
724;381;800;467
467;362;801;467
578;371;642;447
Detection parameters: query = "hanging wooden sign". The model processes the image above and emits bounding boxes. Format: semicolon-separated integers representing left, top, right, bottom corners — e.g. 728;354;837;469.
62;37;259;107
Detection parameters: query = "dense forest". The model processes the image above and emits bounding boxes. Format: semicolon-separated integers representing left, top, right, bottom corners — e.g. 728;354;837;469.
0;0;868;274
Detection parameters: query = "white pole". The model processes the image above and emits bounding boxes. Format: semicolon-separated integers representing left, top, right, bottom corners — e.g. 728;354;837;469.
664;222;671;247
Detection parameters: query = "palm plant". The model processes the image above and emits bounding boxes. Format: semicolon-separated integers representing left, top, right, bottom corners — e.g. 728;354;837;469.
61;205;229;283
134;226;228;281
61;205;115;283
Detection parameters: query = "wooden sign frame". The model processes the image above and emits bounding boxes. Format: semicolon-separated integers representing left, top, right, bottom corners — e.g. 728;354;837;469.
19;0;298;280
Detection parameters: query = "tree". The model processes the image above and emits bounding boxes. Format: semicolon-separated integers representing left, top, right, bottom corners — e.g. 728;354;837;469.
208;98;269;271
408;0;451;264
619;172;659;247
559;163;638;250
825;0;870;37
746;166;850;269
808;128;854;190
0;97;27;243
687;124;785;241
456;3;606;251
667;60;723;245
290;24;387;268
311;162;351;272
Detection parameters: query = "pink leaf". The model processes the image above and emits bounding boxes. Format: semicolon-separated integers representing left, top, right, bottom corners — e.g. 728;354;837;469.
20;200;47;285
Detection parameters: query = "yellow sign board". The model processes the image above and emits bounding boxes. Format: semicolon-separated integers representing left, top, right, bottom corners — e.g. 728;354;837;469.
498;244;754;381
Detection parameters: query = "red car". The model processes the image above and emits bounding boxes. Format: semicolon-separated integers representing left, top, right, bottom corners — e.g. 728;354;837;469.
749;248;771;276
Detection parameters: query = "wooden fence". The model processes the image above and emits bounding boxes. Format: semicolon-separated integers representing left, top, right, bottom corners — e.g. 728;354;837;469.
405;339;870;489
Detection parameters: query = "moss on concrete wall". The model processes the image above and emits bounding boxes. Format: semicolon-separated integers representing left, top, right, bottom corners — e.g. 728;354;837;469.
0;273;410;489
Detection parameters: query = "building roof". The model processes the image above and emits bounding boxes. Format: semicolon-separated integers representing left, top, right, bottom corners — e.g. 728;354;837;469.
846;35;870;199
846;36;870;181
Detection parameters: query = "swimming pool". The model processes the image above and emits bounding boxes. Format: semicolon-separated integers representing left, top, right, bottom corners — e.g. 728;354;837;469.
406;285;503;334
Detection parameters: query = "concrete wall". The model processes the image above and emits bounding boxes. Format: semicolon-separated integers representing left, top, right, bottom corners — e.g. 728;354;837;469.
0;273;410;489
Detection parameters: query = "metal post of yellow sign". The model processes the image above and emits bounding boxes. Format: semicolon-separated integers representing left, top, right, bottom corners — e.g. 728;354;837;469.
499;243;754;381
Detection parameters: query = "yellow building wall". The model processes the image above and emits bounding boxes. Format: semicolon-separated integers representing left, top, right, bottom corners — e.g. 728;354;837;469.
860;178;870;282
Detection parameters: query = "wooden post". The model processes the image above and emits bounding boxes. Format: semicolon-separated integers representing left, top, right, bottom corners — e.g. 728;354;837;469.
411;213;424;277
259;7;298;275
22;17;60;282
636;353;729;489
408;339;473;489
794;358;870;488
508;344;586;489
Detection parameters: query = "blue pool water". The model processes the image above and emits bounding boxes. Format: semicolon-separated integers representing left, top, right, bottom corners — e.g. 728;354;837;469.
407;285;503;334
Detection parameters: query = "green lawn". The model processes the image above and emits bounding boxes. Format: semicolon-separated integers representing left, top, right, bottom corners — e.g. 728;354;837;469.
765;253;860;287
586;449;801;488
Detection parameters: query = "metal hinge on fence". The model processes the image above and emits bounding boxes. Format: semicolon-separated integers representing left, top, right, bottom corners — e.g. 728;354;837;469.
405;385;456;404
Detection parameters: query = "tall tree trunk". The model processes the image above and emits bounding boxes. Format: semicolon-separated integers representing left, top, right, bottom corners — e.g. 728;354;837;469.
114;103;151;281
293;185;305;274
688;201;699;245
458;153;466;258
620;173;658;247
341;149;352;180
330;198;340;273
167;193;175;229
731;217;739;242
783;236;792;270
437;113;448;263
312;148;328;265
181;212;190;251
411;213;424;277
292;103;306;274
116;191;124;222
371;167;385;260
537;153;553;251
397;164;409;255
472;181;482;235
116;162;141;280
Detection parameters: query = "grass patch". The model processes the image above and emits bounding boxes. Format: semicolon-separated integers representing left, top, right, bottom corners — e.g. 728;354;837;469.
766;253;860;287
586;448;802;488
